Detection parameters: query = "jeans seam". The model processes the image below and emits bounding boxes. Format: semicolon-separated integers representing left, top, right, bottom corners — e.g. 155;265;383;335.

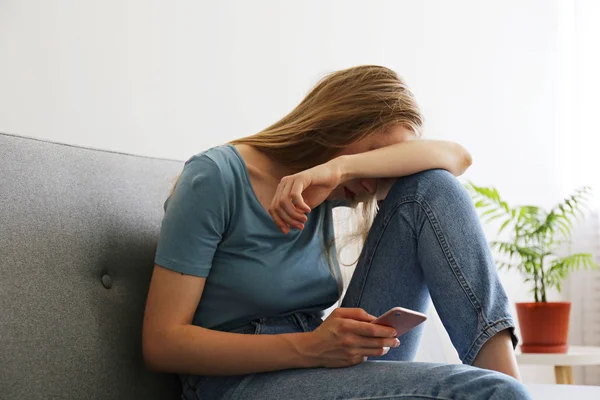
462;318;516;365
181;375;202;400
347;189;510;365
352;194;426;306
351;196;410;306
414;194;486;317
230;375;255;400
291;313;310;332
253;319;264;335
354;193;485;321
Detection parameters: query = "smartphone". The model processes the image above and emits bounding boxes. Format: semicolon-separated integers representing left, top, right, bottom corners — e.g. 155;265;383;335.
372;307;427;337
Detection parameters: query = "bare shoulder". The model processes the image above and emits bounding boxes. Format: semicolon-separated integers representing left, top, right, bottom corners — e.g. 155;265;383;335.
232;144;273;182
231;144;281;210
232;144;264;174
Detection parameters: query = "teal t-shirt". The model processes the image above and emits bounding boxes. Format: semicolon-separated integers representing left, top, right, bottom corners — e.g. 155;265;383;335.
154;144;342;331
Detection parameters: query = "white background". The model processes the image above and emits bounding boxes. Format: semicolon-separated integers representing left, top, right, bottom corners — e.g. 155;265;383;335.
0;0;570;204
2;0;599;384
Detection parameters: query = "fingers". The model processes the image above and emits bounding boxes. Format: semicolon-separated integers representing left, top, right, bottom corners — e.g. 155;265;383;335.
342;342;399;362
362;338;400;349
278;192;308;228
357;346;392;357
269;176;310;234
268;204;289;234
275;208;305;232
273;179;306;230
343;333;400;349
342;319;398;338
269;179;293;233
331;307;376;323
290;180;311;213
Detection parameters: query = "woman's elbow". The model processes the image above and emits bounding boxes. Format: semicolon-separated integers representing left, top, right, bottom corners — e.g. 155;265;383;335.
142;337;163;372
142;329;173;373
450;144;472;176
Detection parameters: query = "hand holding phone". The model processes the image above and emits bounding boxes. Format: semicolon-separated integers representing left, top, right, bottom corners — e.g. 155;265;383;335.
372;306;427;338
298;307;400;368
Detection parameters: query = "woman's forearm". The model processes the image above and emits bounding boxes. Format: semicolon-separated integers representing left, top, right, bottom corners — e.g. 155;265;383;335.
144;324;314;376
336;140;472;181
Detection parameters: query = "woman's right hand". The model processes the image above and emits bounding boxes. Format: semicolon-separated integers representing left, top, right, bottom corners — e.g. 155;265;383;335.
294;308;400;368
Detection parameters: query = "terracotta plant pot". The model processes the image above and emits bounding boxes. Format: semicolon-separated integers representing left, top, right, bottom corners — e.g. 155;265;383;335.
516;302;571;353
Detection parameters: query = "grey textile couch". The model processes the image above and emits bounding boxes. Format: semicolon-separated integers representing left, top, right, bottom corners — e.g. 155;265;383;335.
0;132;182;399
3;132;600;400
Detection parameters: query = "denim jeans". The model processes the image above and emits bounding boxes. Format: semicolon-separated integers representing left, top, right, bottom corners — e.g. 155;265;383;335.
181;169;531;400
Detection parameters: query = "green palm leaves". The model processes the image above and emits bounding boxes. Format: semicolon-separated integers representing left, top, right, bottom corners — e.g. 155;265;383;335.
466;183;597;302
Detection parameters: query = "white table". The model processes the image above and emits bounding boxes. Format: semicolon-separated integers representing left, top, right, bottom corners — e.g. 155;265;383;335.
526;384;600;399
516;346;600;384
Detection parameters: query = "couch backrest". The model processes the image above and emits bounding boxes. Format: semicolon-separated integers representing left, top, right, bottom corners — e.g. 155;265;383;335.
0;133;183;399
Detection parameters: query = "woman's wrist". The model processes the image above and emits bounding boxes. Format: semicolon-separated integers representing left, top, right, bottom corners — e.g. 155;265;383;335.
329;155;356;183
283;332;322;369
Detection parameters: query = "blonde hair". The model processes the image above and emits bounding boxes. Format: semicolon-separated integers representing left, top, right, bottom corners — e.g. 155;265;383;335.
230;65;424;295
231;65;423;171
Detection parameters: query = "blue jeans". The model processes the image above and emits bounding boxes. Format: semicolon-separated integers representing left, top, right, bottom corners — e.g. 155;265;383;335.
181;169;531;399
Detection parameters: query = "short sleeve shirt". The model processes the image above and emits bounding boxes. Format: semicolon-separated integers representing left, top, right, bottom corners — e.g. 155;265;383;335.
154;145;342;330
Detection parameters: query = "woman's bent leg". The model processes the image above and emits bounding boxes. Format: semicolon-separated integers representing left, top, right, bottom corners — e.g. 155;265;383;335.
341;169;518;365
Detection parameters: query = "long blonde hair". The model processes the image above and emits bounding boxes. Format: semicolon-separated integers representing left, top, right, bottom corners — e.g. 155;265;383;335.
230;65;424;294
231;65;423;171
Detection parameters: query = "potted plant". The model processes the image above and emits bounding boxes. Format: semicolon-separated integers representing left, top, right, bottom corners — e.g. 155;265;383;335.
466;184;597;353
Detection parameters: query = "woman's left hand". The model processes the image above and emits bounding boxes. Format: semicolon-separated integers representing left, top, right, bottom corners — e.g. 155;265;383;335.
269;162;343;234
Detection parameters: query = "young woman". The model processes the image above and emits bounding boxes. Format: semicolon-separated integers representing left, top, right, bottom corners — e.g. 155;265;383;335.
142;65;531;399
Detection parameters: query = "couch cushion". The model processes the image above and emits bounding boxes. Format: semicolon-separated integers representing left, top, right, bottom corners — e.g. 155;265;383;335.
0;132;183;399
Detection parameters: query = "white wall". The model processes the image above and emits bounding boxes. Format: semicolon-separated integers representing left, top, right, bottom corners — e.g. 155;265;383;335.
1;0;565;205
1;0;579;384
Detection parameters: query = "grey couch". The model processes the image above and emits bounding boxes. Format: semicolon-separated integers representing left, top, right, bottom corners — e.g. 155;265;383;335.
4;132;600;400
0;132;181;399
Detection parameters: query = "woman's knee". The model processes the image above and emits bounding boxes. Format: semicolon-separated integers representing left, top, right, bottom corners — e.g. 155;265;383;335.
484;373;531;400
447;366;531;399
385;168;465;204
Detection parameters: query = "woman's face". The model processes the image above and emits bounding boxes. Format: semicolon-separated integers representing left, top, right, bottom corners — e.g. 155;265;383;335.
328;125;416;202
